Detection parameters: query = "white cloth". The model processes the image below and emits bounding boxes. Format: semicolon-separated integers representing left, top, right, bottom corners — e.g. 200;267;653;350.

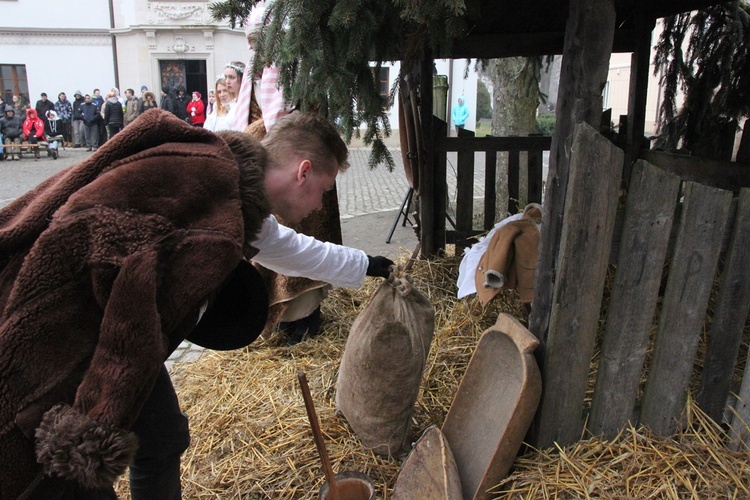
251;215;369;289
456;213;524;299
203;103;235;132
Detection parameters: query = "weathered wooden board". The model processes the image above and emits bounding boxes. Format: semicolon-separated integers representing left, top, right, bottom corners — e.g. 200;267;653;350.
528;0;617;346
729;355;750;452
697;188;750;421
589;160;681;437
508;150;520;214
483;150;498;229
640;181;732;436
391;426;462;499
441;314;541;500
535;121;623;448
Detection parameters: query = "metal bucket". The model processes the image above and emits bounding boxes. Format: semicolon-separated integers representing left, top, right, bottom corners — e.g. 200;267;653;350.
318;471;375;500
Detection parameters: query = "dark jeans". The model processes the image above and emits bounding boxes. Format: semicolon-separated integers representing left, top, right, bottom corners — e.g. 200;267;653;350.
74;365;189;499
128;365;189;499
107;124;123;139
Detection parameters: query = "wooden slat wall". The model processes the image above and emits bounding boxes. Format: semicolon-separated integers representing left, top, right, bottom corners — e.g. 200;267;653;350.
588;160;681;437
640;182;733;436
534;122;623;448
697;188;750;421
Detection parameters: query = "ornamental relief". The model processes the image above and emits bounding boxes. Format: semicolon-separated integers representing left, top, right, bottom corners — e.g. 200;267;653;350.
148;3;207;24
0;31;111;46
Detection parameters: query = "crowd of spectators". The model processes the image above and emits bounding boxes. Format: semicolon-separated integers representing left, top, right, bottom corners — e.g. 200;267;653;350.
0;84;211;159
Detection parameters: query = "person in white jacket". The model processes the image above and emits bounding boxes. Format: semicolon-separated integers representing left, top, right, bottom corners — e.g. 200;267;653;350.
203;76;236;132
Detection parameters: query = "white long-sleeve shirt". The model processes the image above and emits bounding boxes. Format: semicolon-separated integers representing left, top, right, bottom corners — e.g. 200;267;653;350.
250;215;369;288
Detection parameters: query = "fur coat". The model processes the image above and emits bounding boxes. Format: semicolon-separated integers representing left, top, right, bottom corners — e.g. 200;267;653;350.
0;108;270;496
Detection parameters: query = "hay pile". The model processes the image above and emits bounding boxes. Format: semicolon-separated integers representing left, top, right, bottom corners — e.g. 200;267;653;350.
115;252;749;499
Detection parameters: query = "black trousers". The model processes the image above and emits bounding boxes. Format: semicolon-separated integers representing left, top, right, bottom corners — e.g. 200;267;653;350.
68;365;189;499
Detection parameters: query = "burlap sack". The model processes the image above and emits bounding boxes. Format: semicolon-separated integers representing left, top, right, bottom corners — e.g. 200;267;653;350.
335;274;435;458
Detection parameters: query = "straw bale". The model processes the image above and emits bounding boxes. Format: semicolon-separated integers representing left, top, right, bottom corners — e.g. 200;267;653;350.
114;252;749;499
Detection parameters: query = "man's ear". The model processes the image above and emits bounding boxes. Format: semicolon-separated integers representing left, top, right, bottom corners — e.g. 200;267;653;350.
295;159;313;184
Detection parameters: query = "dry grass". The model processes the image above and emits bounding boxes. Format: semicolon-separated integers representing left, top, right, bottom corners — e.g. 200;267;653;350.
115;250;749;499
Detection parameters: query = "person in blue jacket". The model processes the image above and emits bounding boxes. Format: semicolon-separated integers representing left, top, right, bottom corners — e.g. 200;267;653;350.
452;97;470;134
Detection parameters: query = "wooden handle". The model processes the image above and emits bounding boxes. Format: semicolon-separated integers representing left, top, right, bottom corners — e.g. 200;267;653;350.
298;371;338;500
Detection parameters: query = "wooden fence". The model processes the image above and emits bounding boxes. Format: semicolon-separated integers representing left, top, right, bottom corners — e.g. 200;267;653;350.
428;121;551;251
424;120;748;449
532;123;750;450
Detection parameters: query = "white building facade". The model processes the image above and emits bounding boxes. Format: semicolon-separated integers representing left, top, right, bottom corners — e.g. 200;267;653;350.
0;0;247;107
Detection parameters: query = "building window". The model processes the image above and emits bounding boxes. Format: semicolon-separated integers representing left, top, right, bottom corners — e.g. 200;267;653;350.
1;64;29;110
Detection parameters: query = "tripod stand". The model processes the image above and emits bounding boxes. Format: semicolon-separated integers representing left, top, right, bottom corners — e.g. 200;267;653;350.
386;187;415;244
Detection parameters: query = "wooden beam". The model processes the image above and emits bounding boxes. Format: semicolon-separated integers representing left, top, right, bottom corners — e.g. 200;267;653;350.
529;0;617;347
624;9;655;185
640;150;750;192
535;122;623;448
436;136;552;152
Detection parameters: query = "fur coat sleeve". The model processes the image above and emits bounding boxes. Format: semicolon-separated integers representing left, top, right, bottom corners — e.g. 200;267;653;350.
0;109;270;495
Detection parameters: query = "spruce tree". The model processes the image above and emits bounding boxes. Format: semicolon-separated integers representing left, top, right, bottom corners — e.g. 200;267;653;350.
654;1;750;159
210;0;467;169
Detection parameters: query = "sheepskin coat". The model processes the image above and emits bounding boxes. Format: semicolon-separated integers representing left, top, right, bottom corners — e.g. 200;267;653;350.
0;108;270;497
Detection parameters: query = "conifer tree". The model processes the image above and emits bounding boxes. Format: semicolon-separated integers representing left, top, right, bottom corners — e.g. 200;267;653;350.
210;0;467;169
654;1;750;159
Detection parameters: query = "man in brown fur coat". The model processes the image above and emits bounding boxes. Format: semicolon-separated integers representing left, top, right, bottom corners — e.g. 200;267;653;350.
0;108;393;498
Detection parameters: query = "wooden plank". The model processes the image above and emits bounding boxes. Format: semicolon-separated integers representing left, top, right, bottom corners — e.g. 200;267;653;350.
623;12;655;186
432;118;448;255
528;0;617;349
535;121;623;448
507;150;520;215
640;150;750;192
436;136;552;153
697;188;750;421
527;149;543;205
588;161;681;437
456;147;475;234
640;182;733;436
484;150;497;229
729;350;750;451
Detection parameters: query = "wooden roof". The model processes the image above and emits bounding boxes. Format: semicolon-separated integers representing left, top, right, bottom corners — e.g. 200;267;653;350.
444;0;726;58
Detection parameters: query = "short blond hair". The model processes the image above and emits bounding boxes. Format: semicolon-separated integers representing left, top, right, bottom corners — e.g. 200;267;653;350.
262;112;349;176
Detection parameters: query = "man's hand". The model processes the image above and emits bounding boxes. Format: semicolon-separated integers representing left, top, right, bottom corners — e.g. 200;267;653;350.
366;255;394;278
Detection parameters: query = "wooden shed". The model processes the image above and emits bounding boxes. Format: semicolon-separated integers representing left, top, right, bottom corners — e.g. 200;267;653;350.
405;0;750;450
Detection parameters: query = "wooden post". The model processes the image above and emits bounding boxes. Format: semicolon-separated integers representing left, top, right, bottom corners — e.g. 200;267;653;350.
527;148;543;205
623;10;655;186
640;182;732;436
534;122;623;448
588;161;680;437
507;150;520;214
456;130;476;250
484;150;498;229
419;54;437;256
528;0;616;347
697;188;750;422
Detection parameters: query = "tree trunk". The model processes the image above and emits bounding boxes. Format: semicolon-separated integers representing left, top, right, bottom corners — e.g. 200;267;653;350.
489;57;539;220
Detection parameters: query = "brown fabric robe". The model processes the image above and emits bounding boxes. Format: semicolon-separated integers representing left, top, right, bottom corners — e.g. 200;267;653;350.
0;109;270;496
475;204;542;305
